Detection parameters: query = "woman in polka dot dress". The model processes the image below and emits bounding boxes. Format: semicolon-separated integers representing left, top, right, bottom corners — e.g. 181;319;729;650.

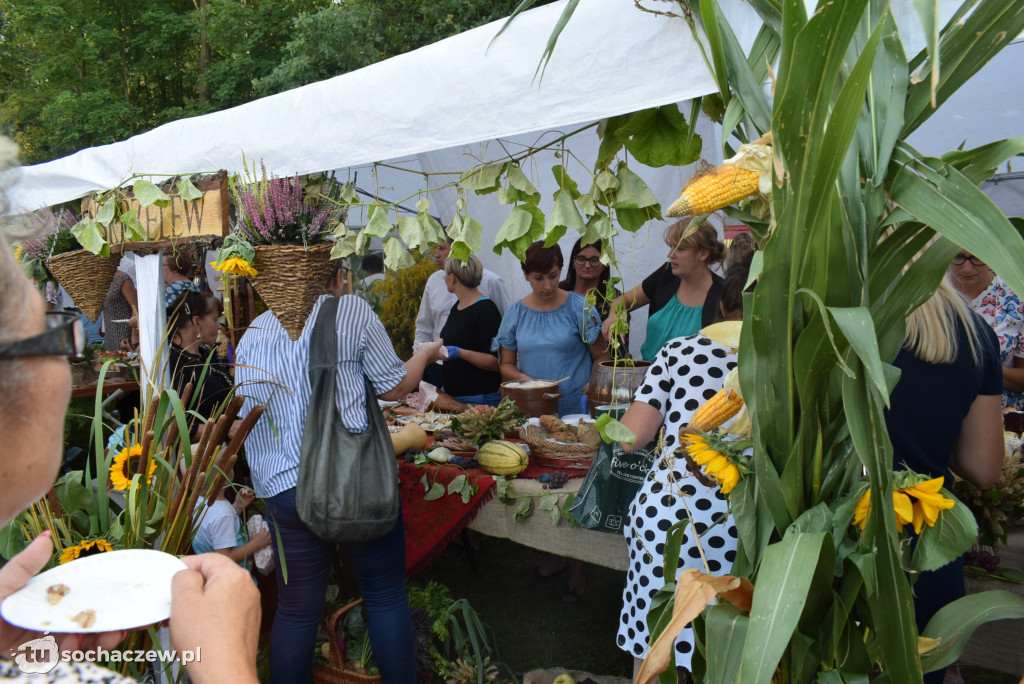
613;248;752;677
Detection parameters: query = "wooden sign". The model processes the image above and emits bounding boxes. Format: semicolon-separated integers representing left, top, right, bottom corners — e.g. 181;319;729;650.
84;171;230;246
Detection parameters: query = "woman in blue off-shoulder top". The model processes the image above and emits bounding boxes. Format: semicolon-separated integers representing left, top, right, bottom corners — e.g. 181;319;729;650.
494;241;608;415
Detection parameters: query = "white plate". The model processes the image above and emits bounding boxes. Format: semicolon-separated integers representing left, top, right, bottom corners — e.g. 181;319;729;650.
524;414;595;428
378;400;401;409
1;549;188;633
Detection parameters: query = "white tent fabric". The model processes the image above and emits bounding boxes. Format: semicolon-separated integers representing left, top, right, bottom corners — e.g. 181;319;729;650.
4;0;955;215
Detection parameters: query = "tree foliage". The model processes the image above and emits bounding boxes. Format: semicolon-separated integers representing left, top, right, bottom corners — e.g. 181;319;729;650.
0;0;527;165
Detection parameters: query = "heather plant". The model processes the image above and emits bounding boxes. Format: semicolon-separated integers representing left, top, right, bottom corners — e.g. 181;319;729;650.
229;160;339;246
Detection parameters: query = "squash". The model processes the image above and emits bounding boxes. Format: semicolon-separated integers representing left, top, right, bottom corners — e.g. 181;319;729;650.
390;422;428;456
476;440;529;476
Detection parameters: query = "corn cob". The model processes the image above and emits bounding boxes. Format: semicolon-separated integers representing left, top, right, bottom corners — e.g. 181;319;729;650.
666;164;761;217
689;389;744;432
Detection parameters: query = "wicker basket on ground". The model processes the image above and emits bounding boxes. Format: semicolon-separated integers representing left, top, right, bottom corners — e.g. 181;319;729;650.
312;599;383;684
517;421;601;470
47;249;118;322
249;243;334;341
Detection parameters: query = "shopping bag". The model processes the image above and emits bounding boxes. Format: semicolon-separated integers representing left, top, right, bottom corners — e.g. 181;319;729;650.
569;438;658;533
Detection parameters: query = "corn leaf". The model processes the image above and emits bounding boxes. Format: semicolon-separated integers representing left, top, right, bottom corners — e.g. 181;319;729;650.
920;590;1024;672
738;532;829;684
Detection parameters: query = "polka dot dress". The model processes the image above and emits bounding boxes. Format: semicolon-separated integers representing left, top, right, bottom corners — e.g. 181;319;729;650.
616;334;738;668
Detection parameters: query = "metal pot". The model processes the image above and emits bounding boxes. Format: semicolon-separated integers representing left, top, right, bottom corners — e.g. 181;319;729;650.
500;380;562;418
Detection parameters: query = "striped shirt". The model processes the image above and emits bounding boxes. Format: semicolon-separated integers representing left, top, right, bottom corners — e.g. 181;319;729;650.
235;294;407;498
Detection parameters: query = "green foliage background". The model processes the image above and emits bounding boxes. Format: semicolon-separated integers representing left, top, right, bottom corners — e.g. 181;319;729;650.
0;0;532;165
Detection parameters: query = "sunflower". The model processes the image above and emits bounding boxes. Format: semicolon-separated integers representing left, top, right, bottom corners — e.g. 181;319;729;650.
853;475;956;533
59;538;114;565
681;432;748;496
210;257;258;278
13;246;24;263
109;443;156;491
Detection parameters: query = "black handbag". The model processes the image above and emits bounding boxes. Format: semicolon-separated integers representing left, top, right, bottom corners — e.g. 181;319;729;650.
296;297;400;543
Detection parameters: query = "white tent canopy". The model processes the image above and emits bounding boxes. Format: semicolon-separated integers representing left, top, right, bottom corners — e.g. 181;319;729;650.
5;0;1022;357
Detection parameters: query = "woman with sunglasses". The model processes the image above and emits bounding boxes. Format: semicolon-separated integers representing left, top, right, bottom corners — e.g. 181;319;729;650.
560;238;628;351
0;137;260;682
167;289;233;434
949;250;1024;409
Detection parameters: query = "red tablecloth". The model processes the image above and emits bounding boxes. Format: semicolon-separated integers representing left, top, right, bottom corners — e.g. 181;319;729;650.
398;441;592;575
400;462;495;575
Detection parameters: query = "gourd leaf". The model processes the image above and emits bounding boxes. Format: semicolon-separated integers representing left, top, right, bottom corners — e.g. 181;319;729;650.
506;165;541;204
177;177;204;202
382;237;414;270
616;105;703;168
120;209;147;242
547;190;585;235
447;474;468;496
363;205;393;238
423;483;446;501
397;216;424;251
133;179;171;208
551;165;581;199
460;163;505;195
71;217;109;257
452;217;484;263
95;200;116;227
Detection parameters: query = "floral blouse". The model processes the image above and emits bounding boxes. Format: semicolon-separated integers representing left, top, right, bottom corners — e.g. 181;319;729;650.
969;275;1024;410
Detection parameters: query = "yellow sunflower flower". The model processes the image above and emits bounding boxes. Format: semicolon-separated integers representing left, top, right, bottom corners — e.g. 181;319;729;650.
852;475;956;533
681;433;744;495
853;489;871;529
59;538;114;565
109;443;156;491
210;257;258;278
13;246;24;262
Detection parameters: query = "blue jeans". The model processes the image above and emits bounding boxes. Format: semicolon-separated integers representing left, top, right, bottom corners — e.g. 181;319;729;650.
452;391;502;407
263;488;415;683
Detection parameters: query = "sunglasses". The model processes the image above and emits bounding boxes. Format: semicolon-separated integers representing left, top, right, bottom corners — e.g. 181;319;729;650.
573;255;602;267
0;311;85;359
951;254;986;267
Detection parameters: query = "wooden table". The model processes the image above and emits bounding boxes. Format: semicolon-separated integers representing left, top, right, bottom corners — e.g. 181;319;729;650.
70;379;140;400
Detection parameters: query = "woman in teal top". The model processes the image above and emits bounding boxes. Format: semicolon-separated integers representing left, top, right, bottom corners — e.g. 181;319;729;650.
601;218;725;360
495;241;608;415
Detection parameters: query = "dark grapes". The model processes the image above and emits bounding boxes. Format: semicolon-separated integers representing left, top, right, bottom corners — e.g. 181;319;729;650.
537;473;552;484
549;472;570;489
964;549;1000;573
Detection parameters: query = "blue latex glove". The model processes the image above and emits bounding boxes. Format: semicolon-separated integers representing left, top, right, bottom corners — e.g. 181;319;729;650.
444;346;461;360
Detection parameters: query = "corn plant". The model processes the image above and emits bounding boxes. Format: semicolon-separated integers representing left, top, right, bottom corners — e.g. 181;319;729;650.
496;0;1024;681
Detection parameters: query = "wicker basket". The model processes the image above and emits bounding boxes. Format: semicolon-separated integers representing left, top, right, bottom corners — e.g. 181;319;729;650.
250;243;334;340
312;600;383;684
518;423;599;470
47;250;118;322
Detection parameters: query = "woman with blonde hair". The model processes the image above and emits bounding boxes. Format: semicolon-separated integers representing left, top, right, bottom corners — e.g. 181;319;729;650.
601;218;725;360
439;254;503;406
885;276;1003;684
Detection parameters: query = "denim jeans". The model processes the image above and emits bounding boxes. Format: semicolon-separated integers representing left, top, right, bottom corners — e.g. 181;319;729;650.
263;487;415;683
452;391;502;407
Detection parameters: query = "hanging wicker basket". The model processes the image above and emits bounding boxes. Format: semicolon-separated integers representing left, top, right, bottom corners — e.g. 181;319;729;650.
249;243;334;340
47;249;118;323
312;600;383;684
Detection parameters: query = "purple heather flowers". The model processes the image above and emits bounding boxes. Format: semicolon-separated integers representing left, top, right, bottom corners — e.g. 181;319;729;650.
232;162;335;245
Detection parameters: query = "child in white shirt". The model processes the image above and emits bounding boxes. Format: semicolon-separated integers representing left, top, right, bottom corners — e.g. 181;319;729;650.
193;475;271;570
